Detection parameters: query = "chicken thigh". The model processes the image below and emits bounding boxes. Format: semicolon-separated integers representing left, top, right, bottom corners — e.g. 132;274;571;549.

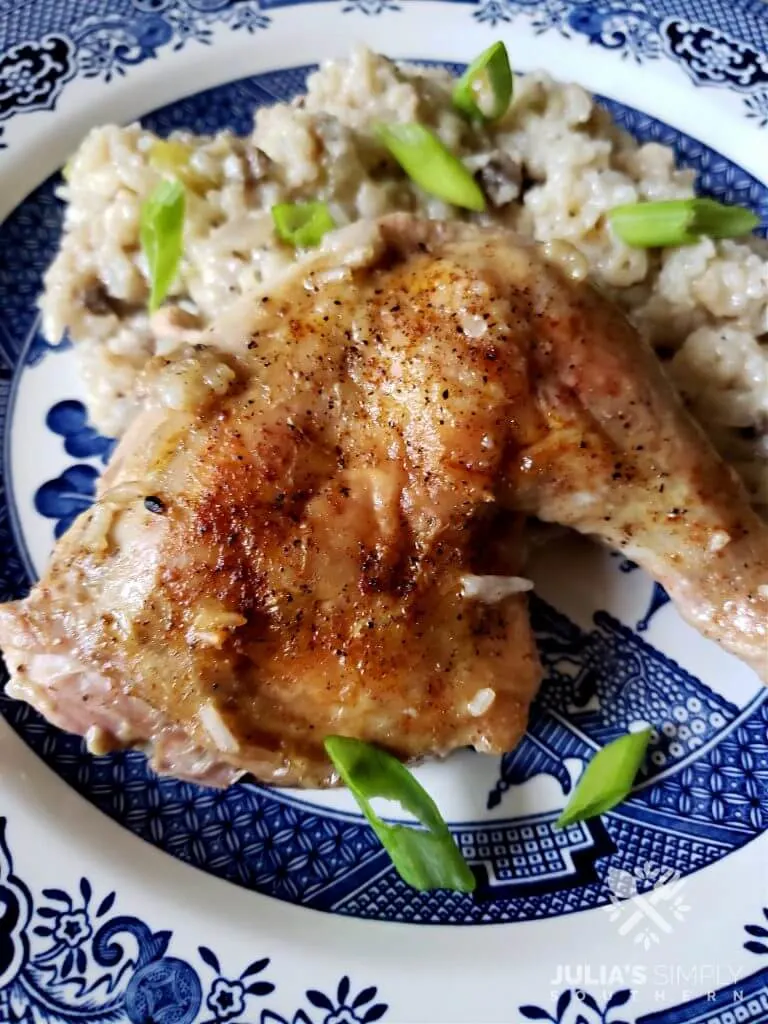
1;214;766;787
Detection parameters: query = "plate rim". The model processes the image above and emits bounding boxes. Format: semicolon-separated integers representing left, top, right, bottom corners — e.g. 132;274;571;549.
1;1;768;1021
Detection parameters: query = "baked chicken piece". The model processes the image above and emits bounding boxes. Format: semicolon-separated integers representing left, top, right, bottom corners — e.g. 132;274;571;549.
1;215;766;787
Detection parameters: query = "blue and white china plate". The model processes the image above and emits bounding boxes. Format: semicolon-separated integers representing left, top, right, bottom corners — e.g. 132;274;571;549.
2;2;768;1021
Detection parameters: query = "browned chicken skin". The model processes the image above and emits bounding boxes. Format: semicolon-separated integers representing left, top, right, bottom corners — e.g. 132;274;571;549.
0;215;766;787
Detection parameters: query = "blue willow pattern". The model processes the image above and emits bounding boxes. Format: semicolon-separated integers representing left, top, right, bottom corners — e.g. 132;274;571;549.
0;3;767;1019
0;815;387;1024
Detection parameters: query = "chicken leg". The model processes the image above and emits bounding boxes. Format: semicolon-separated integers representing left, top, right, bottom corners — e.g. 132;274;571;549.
0;214;765;787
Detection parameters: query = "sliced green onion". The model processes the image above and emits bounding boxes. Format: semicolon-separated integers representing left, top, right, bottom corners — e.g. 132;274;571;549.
140;178;186;313
324;736;476;893
555;727;652;829
377;123;486;212
271;201;335;248
453;41;513;122
608;198;760;248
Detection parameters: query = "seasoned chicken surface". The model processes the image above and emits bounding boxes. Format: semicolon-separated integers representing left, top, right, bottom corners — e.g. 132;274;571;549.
1;215;767;787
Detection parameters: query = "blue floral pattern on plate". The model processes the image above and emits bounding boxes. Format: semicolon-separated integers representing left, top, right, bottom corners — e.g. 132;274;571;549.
35;464;100;539
520;989;632;1024
0;815;388;1024
0;34;76;121
45;401;116;463
0;0;766;138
